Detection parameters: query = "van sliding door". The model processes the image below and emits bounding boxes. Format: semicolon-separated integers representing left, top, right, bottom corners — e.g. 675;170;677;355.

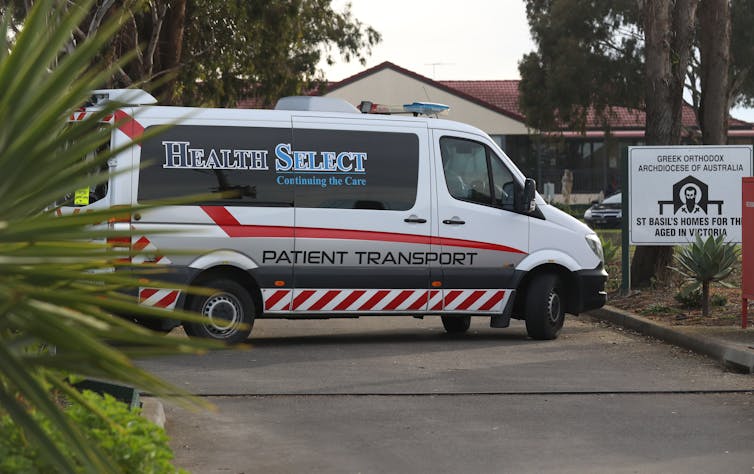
289;118;433;314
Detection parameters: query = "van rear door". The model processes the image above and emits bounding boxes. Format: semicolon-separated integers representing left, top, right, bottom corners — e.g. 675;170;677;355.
133;120;296;310
289;118;433;314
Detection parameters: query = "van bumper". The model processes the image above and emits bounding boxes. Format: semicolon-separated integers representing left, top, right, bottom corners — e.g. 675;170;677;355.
572;264;608;313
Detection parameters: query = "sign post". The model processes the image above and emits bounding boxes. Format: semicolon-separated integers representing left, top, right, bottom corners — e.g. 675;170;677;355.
741;177;754;328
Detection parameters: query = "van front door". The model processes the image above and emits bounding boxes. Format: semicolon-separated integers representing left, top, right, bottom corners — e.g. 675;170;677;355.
431;132;530;314
289;119;433;315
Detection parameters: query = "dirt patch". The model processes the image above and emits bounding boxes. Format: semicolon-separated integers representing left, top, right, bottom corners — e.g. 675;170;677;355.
604;255;745;327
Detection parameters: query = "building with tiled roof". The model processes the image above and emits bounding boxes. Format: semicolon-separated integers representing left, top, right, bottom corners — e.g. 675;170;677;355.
318;61;754;200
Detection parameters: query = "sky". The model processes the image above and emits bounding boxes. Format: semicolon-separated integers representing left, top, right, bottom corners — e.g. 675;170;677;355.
320;0;535;81
320;0;754;123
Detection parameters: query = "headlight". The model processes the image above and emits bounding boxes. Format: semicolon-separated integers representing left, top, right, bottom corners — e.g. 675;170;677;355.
584;208;592;219
585;233;604;263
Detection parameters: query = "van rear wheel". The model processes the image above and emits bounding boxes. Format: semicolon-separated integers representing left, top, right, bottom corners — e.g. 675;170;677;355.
525;274;564;340
184;279;254;344
441;315;471;333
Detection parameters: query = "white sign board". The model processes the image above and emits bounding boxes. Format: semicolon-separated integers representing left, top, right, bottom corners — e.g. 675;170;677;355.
629;145;753;245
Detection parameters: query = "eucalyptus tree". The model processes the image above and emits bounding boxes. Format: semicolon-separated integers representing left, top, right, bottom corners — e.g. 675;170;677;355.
2;0;381;106
519;0;748;286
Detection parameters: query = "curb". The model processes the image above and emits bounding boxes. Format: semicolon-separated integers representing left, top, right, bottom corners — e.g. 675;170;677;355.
587;305;754;374
140;397;166;429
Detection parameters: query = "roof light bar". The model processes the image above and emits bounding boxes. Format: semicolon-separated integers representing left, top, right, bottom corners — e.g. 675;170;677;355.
403;102;450;116
358;100;450;116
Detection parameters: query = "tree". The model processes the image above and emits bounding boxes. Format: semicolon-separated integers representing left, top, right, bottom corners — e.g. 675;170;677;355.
519;0;743;286
177;0;381;106
518;0;643;133
629;0;697;287
729;0;754;109
698;0;731;144
2;1;380;106
0;1;216;471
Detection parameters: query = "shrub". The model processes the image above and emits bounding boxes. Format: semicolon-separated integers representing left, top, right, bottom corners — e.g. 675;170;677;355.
0;391;186;474
640;303;674;315
669;234;739;316
674;286;727;309
601;237;620;265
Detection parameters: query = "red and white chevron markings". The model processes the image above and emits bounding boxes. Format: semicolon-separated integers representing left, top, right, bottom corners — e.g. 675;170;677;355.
138;288;180;310
262;288;509;313
131;236;172;265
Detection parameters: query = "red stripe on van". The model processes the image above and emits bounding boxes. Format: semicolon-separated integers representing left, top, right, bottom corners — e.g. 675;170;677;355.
407;291;429;310
430;290;443;310
200;206;525;255
132;236;151;251
139;288;158;302
308;290;340;311
114;110;144;141
479;290;506;311
442;290;462;307
333;290;366;310
456;290;486;310
358;290;390;310
430;236;524;253
154;291;179;308
265;289;290;310
200;206;295;238
383;290;414;310
292;290;315;310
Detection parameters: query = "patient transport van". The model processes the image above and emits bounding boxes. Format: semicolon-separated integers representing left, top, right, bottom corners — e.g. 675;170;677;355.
66;89;607;343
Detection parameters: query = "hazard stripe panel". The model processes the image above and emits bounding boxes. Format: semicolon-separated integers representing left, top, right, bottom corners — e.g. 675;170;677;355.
132;236;172;265
139;288;180;310
261;289;509;313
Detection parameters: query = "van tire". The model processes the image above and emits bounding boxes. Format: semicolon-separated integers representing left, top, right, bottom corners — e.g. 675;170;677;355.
184;279;254;344
441;315;471;333
524;274;564;340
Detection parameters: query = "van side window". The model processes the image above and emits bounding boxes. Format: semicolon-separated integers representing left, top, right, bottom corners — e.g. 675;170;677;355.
292;129;419;211
440;136;515;210
138;125;294;206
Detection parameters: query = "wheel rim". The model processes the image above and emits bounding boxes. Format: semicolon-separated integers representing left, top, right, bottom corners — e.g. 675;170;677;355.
546;291;562;325
201;293;242;337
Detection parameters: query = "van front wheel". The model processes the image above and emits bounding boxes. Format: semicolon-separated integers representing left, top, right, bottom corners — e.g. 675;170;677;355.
184;279;254;344
441;315;471;333
525;274;564;340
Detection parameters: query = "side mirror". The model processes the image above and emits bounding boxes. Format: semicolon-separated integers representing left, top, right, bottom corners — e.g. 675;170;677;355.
516;178;536;213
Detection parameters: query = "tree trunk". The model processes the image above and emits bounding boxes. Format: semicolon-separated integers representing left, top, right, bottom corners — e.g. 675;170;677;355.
702;281;710;317
155;0;186;104
698;0;731;145
631;0;698;287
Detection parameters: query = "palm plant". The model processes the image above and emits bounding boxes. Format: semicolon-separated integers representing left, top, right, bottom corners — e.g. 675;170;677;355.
1;1;218;471
669;233;739;317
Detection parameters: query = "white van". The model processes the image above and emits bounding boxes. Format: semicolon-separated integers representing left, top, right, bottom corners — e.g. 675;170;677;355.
66;89;607;343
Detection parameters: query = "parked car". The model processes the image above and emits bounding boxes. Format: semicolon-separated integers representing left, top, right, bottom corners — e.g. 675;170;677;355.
584;192;621;228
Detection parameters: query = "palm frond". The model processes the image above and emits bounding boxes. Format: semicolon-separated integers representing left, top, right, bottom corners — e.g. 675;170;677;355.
0;2;224;471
